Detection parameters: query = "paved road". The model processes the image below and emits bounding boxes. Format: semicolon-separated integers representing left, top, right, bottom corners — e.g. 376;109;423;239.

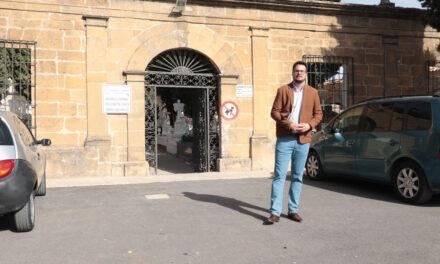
1;177;439;264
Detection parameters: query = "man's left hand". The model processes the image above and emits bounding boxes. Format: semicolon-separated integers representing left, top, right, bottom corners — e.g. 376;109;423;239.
296;123;311;133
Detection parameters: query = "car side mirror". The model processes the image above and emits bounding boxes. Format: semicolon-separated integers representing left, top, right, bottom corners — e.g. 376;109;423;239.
36;138;51;146
334;131;344;141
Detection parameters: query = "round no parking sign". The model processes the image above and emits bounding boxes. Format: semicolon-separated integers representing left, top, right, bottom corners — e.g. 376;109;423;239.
220;101;239;120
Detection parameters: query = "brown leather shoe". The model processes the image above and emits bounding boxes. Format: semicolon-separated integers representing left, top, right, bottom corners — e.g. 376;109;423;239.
263;214;280;225
287;213;303;222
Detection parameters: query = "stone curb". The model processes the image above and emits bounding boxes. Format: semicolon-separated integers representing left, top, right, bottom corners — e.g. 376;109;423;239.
47;171;273;188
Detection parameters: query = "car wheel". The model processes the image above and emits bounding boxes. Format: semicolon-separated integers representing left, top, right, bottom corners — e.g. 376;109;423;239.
13;192;35;232
392;161;432;204
36;173;46;196
306;151;325;180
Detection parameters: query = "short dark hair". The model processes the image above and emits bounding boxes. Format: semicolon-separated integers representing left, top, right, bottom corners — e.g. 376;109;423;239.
292;61;308;72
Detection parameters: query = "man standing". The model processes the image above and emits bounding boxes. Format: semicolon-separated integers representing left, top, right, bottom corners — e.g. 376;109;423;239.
265;61;322;224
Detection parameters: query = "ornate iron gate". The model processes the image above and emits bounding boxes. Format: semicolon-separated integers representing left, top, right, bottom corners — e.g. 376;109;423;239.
0;39;35;130
145;49;219;174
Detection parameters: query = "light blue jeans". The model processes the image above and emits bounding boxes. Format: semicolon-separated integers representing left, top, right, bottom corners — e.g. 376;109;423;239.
270;136;310;216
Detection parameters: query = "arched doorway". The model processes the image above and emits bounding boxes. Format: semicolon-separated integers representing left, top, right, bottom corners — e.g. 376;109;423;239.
145;48;220;174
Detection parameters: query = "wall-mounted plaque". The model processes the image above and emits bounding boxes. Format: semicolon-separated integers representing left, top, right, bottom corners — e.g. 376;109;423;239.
102;84;131;114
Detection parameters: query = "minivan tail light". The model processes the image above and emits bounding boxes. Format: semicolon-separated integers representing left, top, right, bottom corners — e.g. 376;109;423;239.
0;160;15;179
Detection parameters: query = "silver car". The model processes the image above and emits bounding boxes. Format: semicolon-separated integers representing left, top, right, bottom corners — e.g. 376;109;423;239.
0;111;51;232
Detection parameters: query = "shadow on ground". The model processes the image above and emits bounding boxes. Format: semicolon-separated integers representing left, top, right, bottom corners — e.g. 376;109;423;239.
182;192;268;221
0;215;14;232
301;175;440;206
157;150;194;174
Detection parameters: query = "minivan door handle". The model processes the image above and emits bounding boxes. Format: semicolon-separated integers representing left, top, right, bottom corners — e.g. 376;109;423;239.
389;139;398;146
346;139;355;146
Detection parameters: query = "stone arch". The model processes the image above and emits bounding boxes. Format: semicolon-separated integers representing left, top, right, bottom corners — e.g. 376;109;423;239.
123;23;245;76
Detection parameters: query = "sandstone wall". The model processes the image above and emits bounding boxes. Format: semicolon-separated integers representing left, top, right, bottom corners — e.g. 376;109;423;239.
0;0;438;177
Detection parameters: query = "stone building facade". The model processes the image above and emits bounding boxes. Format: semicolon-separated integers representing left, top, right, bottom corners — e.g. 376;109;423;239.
0;0;439;177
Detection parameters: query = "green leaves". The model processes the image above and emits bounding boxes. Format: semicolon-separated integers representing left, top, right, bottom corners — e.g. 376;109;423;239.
418;0;440;51
0;47;31;100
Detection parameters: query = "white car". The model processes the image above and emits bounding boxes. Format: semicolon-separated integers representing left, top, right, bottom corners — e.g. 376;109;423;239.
0;111;51;232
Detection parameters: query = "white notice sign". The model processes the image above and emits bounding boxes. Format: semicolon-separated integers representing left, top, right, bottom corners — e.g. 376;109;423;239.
236;84;253;98
102;84;131;114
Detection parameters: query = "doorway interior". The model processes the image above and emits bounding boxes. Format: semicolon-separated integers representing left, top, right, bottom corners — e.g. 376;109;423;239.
144;48;220;174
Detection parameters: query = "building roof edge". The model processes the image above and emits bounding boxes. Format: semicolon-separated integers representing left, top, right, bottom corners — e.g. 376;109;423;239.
166;0;426;20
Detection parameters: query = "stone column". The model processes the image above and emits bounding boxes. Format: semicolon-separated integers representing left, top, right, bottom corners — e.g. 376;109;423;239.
250;27;271;171
83;15;110;145
217;74;252;171
82;15;111;176
382;35;399;96
123;71;149;176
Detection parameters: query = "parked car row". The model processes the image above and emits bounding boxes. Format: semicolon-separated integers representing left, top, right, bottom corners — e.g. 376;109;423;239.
0;111;51;232
306;95;440;204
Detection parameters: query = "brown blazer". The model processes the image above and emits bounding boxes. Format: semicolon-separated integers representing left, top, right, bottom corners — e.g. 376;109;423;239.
271;83;323;143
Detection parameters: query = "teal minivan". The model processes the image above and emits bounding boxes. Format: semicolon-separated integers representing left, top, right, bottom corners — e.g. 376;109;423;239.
306;95;440;204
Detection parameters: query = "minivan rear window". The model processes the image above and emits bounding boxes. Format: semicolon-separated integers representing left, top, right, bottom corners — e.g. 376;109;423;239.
405;101;432;131
0;119;14;145
359;102;394;132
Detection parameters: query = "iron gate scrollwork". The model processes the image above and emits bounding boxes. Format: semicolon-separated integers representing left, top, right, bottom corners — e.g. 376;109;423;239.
145;71;217;88
144;49;220;174
145;84;157;169
207;88;219;172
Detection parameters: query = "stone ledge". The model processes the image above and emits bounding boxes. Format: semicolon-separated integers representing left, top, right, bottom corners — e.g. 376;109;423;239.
218;157;252;171
124;161;149;176
82;15;109;28
47;170;272;188
111;161;149;176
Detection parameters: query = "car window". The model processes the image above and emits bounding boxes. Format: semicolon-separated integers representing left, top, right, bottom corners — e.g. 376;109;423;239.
359;102;393;132
0;118;14;145
390;102;405;132
332;105;363;133
13;116;35;146
404;101;432;131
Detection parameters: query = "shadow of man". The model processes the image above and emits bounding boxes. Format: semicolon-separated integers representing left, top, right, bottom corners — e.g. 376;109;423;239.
182;192;267;221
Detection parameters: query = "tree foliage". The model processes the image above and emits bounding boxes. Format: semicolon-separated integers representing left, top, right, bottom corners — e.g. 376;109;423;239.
419;0;440;51
0;47;31;100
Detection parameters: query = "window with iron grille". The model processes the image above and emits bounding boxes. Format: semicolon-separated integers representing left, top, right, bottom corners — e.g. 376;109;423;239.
302;55;354;126
0;39;35;129
427;60;440;95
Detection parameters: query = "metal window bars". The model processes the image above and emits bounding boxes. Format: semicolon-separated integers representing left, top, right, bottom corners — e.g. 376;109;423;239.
0;39;36;131
302;55;354;126
427;60;440;95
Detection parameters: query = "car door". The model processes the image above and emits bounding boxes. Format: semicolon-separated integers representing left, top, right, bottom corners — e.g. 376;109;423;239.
13;116;44;179
322;105;364;176
356;101;403;181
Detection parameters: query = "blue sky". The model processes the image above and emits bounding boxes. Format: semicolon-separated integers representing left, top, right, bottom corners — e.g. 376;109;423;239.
341;0;422;8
